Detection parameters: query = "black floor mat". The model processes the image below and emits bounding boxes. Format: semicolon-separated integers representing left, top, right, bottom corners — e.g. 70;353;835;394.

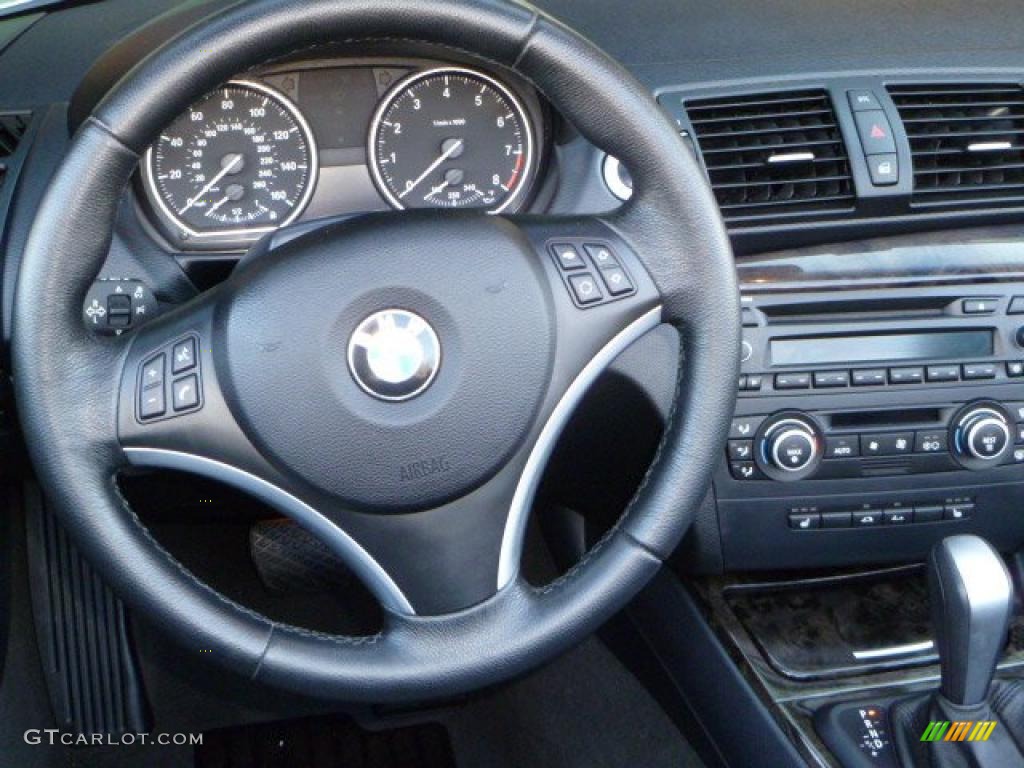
195;716;455;768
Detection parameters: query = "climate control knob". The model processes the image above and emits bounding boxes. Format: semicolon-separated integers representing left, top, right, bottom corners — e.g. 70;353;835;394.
951;403;1012;469
757;414;823;481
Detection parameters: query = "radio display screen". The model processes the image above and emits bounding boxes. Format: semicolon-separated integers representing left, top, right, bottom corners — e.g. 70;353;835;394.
770;330;993;367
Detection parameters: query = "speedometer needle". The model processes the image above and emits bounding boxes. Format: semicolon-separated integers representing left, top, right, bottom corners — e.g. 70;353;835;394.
181;153;243;214
398;140;463;200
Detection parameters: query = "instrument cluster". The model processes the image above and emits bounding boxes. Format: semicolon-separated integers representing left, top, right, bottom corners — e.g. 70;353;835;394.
139;59;546;250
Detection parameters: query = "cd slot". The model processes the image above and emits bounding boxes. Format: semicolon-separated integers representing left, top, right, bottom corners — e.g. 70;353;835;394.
761;296;954;324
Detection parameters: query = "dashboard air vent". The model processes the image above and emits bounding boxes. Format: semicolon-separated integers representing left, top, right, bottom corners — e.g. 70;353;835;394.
0;112;29;159
889;83;1024;208
685;89;853;222
0;112;30;195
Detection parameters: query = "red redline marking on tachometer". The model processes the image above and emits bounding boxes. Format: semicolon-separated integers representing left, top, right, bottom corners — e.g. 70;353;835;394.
506;153;524;188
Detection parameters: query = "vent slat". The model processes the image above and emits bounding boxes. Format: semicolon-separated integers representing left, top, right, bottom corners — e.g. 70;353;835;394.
690;108;834;125
718;193;855;211
890;83;1024;209
685;89;852;222
699;138;845;155
686;93;830;113
712;175;852;191
705;156;845;172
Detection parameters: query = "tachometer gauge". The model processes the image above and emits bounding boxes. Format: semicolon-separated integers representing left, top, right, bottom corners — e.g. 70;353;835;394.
143;80;317;243
369;67;534;212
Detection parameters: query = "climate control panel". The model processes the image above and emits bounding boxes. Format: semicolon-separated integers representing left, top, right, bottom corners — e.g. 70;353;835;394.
728;400;1024;483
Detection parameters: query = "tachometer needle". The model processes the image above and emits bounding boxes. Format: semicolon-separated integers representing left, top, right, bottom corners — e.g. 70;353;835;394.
399;140;463;200
424;181;450;200
181;153;243;214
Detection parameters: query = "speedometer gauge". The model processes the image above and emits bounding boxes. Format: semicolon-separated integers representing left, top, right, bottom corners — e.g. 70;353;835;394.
369;67;534;212
143;80;317;242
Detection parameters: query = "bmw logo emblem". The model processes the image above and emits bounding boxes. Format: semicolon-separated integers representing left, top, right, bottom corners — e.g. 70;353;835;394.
347;309;441;401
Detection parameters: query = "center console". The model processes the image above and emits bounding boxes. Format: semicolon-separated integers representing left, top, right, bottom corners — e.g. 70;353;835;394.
716;281;1024;571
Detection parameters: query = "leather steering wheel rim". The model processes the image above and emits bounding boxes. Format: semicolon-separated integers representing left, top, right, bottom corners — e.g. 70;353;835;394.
11;0;739;702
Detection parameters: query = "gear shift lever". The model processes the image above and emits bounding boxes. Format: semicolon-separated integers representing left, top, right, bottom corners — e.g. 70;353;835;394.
927;534;1013;706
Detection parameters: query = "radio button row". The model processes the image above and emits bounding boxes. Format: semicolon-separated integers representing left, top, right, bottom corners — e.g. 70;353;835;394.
861;432;913;456
926;365;960;383
962;362;997;380
775;372;811;389
889;366;924;384
813;370;849;388
962;298;998;315
852;368;887;386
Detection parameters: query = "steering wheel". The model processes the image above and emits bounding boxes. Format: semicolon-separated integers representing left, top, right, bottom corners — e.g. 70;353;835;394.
12;0;738;702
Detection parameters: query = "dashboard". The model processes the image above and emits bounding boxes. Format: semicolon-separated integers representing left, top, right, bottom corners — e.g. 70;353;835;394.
3;0;1024;581
136;58;547;250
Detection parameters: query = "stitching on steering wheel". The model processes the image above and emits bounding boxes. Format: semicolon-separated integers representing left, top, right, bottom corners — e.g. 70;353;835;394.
534;325;686;597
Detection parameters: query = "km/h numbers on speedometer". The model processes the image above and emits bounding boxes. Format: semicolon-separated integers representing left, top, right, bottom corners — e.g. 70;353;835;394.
144;80;318;240
369;67;534;213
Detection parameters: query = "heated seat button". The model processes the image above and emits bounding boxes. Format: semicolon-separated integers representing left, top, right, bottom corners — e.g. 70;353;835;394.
568;273;603;305
854;110;896;154
944;502;974;521
172;375;199;412
788;512;820;530
550;243;585;271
